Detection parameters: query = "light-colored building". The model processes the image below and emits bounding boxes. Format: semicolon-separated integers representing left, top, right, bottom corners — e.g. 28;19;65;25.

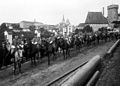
20;20;43;29
85;12;108;31
58;15;73;36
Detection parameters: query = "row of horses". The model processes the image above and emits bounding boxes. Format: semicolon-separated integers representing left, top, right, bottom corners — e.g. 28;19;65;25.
0;31;119;74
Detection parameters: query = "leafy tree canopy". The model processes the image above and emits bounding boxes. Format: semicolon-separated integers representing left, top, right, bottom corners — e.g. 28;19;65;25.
29;25;36;32
98;27;107;32
83;25;93;33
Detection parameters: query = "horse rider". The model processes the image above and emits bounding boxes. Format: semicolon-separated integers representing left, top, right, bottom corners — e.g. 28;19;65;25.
12;45;22;74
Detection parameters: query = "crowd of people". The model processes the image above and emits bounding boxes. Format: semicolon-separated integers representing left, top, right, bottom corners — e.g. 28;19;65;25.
0;30;119;74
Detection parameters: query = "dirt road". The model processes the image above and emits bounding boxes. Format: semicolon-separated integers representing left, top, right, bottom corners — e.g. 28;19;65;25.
0;41;115;86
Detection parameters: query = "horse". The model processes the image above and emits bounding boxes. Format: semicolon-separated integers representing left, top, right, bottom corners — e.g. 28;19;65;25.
84;35;91;46
90;34;96;45
56;37;70;59
10;45;23;75
21;38;39;66
73;36;82;52
94;33;100;44
29;42;40;66
39;39;57;65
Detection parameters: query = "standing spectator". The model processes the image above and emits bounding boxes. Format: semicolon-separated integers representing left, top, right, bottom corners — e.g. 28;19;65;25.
1;42;8;67
0;46;3;69
5;42;12;66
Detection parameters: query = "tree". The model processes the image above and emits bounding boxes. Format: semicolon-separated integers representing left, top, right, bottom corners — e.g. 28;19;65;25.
114;24;119;28
39;28;45;33
75;29;79;34
29;25;36;32
0;23;9;35
0;23;8;30
74;28;83;34
11;24;20;29
0;23;7;44
83;25;93;33
41;29;54;38
98;27;107;32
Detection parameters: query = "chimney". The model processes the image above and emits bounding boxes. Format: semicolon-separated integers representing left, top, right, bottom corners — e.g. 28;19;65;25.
102;7;104;16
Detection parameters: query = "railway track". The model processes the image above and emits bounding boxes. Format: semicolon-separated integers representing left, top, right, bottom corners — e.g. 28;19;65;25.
46;61;88;86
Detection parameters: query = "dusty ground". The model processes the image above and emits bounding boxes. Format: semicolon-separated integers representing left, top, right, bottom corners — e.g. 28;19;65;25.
96;44;120;86
0;41;115;86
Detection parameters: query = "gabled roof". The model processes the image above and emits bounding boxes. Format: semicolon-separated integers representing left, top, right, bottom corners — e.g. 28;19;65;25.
78;23;86;27
85;12;108;24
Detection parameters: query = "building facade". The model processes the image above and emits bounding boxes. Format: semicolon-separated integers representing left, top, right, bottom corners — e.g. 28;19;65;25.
107;5;119;23
85;12;108;31
58;16;73;36
107;5;119;28
20;20;43;29
88;24;108;31
107;4;120;32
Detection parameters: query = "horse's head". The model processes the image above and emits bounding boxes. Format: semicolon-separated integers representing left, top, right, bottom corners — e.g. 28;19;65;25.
58;38;64;46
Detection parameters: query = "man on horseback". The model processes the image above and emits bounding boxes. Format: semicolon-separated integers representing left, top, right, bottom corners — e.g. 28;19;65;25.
10;44;22;74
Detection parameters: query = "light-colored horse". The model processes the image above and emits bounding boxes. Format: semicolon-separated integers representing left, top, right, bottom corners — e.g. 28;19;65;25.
11;45;23;74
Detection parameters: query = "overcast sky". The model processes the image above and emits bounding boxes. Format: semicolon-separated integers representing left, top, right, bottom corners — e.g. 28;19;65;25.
0;0;120;25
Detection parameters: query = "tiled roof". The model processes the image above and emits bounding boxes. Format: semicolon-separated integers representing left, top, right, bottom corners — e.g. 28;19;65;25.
85;12;108;24
78;23;86;27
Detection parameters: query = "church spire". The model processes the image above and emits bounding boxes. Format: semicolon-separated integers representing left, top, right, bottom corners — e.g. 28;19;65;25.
62;15;65;23
34;18;36;22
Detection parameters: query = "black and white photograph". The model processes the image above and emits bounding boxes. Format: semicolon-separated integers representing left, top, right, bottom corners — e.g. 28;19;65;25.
0;0;120;86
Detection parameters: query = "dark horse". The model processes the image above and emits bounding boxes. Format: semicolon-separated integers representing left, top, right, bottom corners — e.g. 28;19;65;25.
73;36;82;51
55;37;70;59
25;39;40;66
40;40;57;65
26;38;58;66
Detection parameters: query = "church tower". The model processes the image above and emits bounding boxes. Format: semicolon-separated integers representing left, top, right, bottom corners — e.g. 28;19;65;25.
62;15;65;23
